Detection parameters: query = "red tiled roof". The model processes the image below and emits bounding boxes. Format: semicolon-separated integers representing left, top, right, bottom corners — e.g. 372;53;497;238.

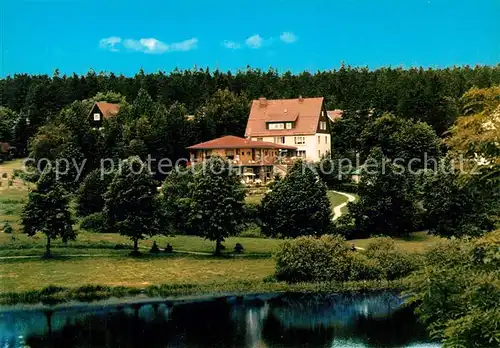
187;135;297;150
327;109;343;122
245;97;324;137
95;102;120;119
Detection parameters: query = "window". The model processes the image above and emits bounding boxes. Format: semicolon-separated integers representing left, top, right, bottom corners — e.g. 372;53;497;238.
274;136;285;144
318;150;321;158
294;136;305;145
236;149;240;155
268;123;284;130
320;121;327;130
93;113;101;121
317;136;320;144
297;150;306;158
325;136;328;144
285;122;292;129
257;137;263;141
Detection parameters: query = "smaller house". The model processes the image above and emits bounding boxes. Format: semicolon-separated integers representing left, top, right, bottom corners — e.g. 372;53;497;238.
187;135;297;183
326;109;343;122
89;102;120;128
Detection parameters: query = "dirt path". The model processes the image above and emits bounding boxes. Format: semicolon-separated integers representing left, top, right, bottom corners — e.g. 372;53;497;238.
331;191;356;221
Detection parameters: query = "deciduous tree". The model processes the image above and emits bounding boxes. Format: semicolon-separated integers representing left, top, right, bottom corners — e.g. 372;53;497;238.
21;167;75;257
188;157;245;255
103;157;159;255
260;160;332;238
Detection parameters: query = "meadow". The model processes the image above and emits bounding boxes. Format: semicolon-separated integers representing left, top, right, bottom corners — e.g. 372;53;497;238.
0;159;439;301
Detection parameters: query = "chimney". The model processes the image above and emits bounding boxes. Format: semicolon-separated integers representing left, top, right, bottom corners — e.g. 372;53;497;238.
258;97;267;107
298;95;303;102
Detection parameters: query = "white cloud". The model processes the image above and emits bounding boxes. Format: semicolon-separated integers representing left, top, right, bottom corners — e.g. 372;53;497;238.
170;38;198;51
280;32;297;43
222;40;241;49
123;38;169;54
100;37;198;54
245;34;264;49
99;36;122;52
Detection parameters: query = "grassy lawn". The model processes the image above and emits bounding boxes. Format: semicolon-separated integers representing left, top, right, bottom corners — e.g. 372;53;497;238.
0;231;283;256
0;255;275;293
351;231;442;253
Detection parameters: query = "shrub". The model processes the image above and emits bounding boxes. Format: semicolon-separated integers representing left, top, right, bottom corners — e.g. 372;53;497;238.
365;237;421;280
239;223;264;238
3;222;13;234
80;212;106;233
275;235;351;282
348;252;383;280
2;173;8;178
365;236;396;253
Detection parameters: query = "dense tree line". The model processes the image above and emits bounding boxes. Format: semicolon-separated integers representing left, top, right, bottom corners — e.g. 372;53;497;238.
1;65;500;155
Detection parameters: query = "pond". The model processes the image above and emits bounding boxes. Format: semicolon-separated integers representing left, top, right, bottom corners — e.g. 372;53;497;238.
0;291;439;347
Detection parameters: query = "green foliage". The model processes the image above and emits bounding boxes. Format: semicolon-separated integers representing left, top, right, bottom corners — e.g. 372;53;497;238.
0;107;17;143
188;156;246;255
348;147;421;238
406;230;500;347
364;237;421;280
193;88;250;140
2;222;14;234
2;66;499;156
274;235;351;282
80;212;106;233
361;113;441;168
275;235;420;283
421;162;495;238
132;88;155;118
28;123;73;165
76;168;113;217
260;161;332;238
160;169;195;235
91;91;127;104
21;167;75;256
103;157;159;254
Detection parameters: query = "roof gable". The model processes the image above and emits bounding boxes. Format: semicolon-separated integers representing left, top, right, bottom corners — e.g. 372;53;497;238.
93;102;121;119
245;97;325;136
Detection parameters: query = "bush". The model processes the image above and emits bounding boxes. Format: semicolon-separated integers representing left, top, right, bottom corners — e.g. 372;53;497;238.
2;173;8;178
365;237;421;280
2;222;13;234
275;234;422;283
275;235;351;282
80;212;106;233
239;223;264;238
348;252;383;280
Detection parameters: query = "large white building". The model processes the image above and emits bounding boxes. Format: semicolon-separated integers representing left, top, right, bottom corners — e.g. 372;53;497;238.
245;97;331;162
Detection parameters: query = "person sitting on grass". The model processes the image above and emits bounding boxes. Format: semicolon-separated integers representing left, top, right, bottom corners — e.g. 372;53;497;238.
150;241;160;253
234;243;244;254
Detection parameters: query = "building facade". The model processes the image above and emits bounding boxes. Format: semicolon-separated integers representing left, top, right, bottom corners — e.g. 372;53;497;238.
186;135;296;183
245;97;331;162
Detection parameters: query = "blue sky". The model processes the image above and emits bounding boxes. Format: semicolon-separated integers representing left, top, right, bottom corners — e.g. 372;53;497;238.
1;0;499;76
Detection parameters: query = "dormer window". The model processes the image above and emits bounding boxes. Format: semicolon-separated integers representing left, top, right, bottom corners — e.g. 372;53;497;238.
268;123;285;130
93;113;101;121
285;122;292;129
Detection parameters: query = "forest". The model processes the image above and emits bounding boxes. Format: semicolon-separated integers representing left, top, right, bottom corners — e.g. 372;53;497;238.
1;64;500;158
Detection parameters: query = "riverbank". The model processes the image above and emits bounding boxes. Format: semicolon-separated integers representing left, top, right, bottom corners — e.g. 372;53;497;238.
0;278;405;306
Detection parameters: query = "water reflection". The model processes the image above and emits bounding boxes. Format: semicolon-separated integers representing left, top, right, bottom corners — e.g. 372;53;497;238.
0;292;439;347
